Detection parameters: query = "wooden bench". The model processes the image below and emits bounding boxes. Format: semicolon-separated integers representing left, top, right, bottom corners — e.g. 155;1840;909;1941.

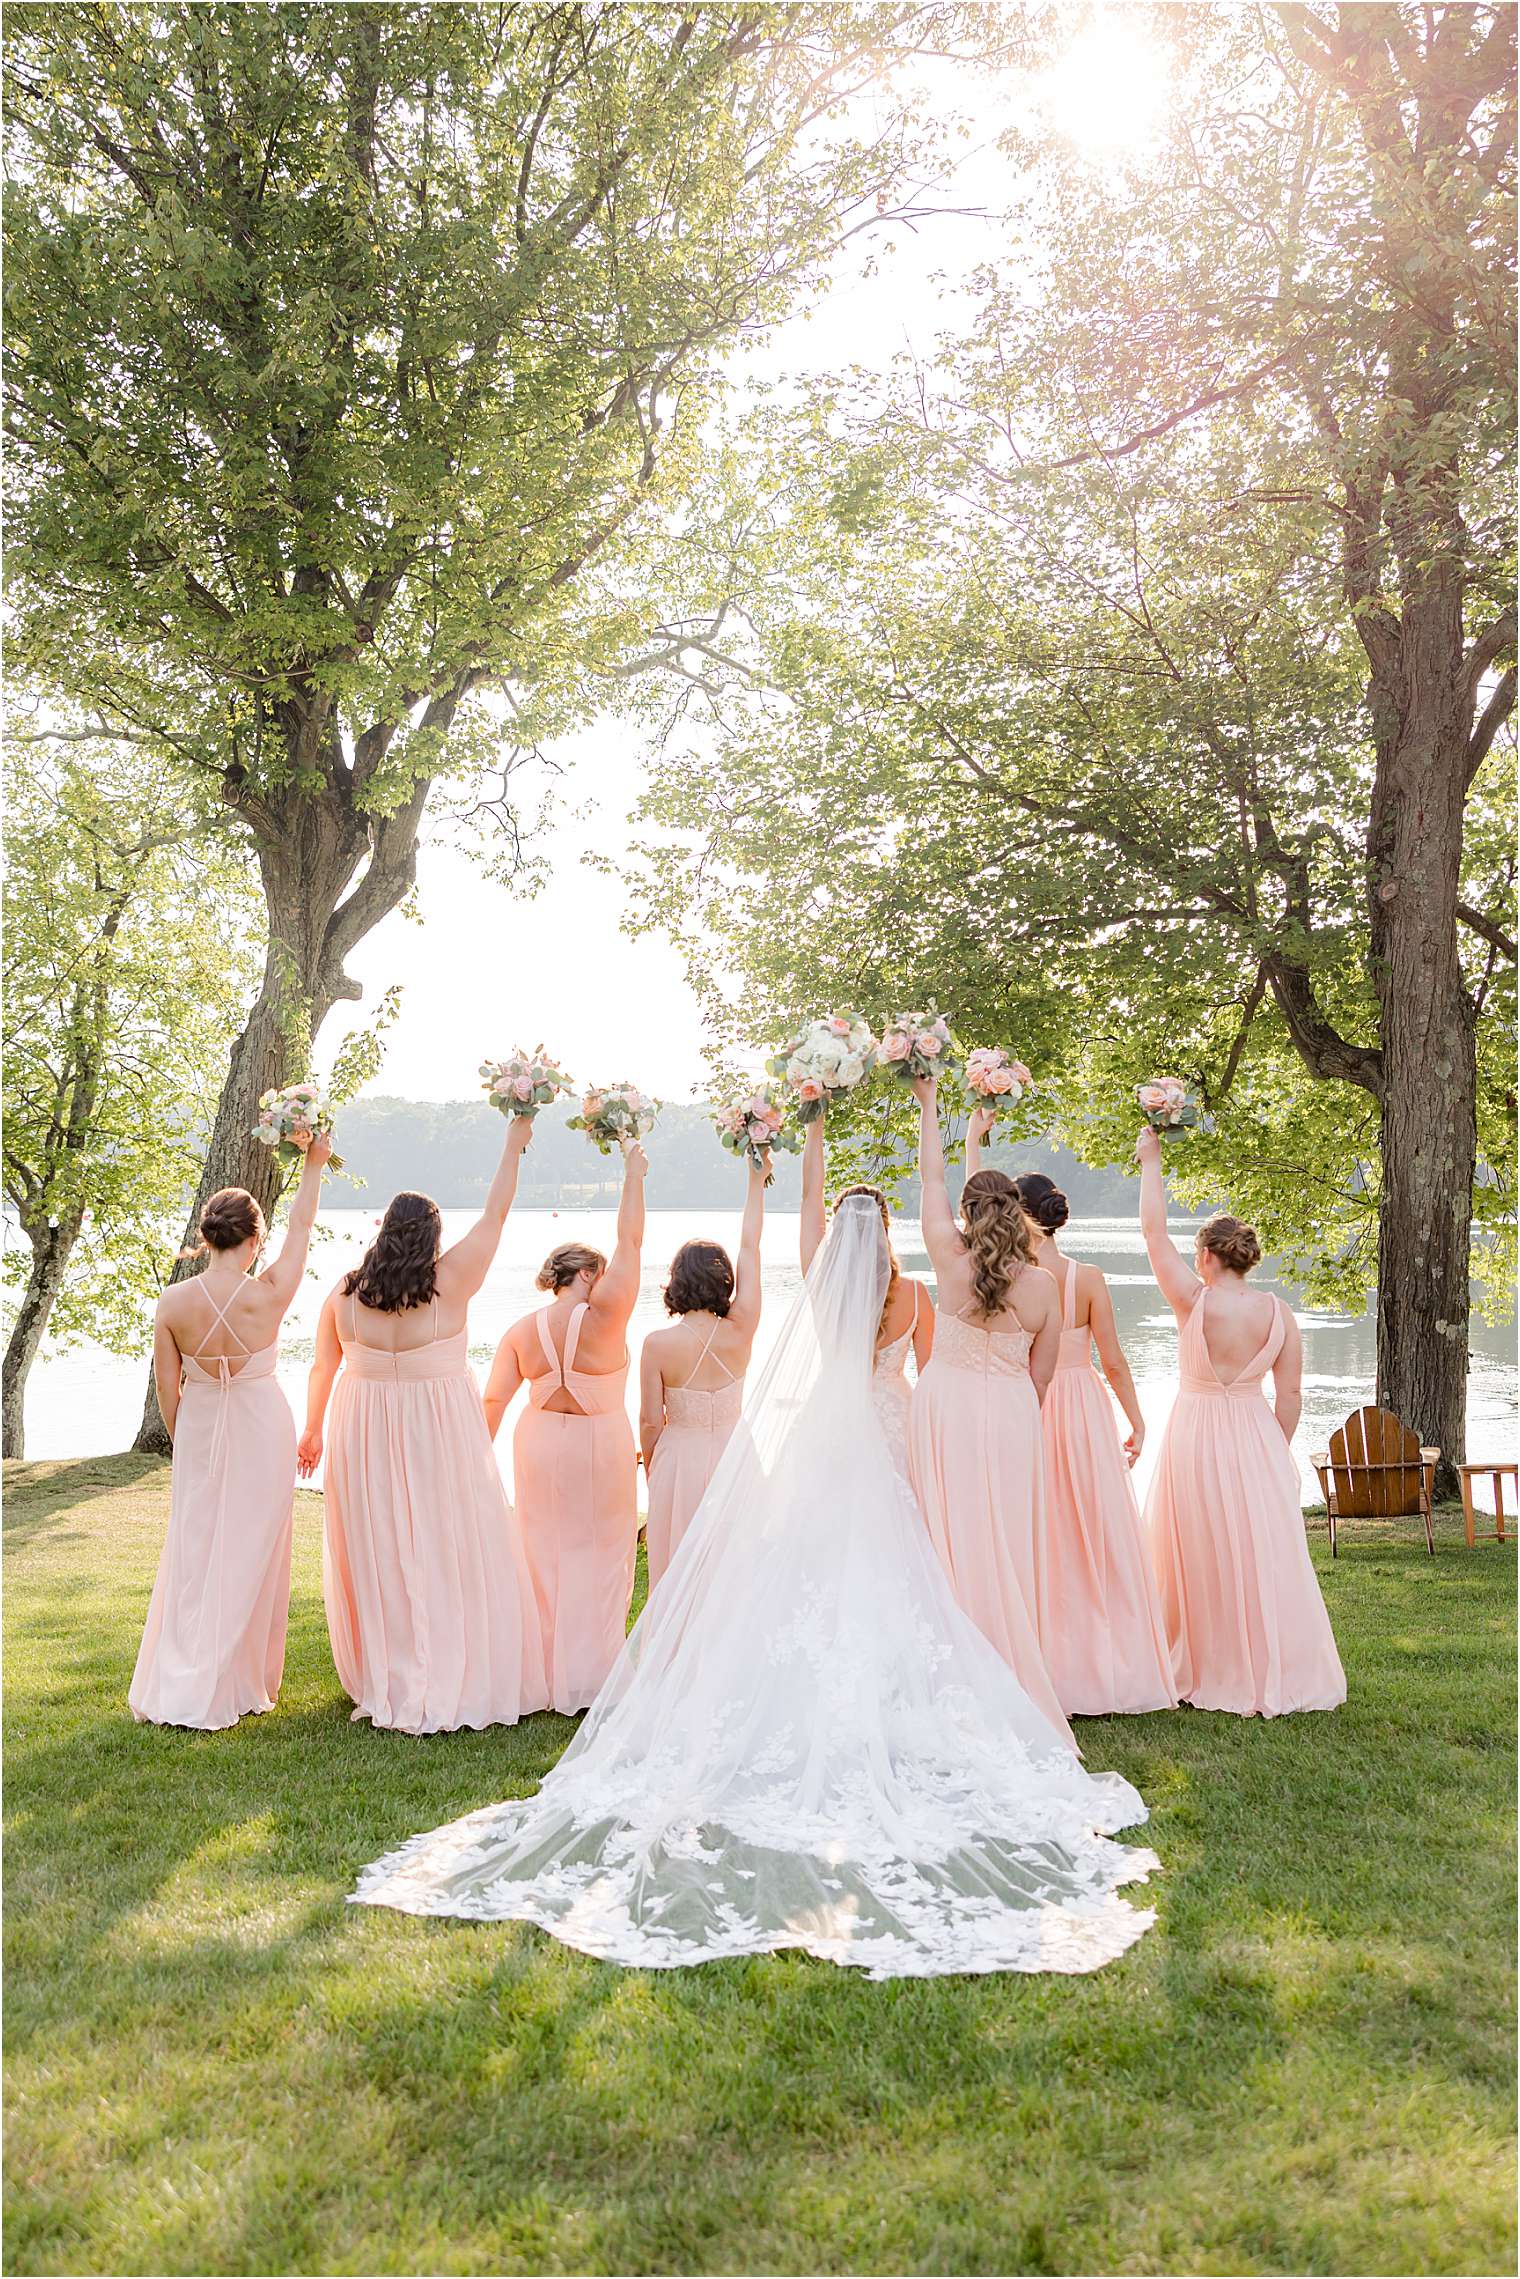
1458;1461;1517;1549
1310;1407;1437;1557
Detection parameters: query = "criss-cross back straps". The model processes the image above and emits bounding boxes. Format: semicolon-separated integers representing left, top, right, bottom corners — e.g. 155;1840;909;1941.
686;1316;735;1389
190;1278;250;1360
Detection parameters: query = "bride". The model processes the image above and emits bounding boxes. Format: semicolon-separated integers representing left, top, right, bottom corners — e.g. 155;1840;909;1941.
353;1190;1159;1977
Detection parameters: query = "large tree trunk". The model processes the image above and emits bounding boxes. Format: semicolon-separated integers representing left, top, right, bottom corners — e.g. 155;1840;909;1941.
130;768;418;1452
2;1214;84;1459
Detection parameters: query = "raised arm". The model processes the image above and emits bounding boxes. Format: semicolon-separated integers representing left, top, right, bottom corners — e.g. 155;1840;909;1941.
1087;1268;1145;1465
589;1138;647;1325
152;1305;183;1446
438;1115;532;1299
638;1337;668;1472
1135;1125;1199;1315
1270;1305;1303;1444
257;1132;332;1313
729;1152;769;1335
913;1075;961;1278
482;1330;524;1442
964;1104;996;1182
297;1289;344;1477
799;1119;826;1273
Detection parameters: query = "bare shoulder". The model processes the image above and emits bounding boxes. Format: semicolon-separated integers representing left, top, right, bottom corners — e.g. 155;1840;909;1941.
1078;1260;1109;1299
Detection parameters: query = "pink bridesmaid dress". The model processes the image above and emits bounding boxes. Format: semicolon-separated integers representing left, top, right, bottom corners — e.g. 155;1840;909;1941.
322;1297;547;1734
908;1306;1072;1744
1039;1261;1176;1717
644;1323;743;1591
514;1302;639;1712
1145;1286;1346;1716
130;1286;295;1729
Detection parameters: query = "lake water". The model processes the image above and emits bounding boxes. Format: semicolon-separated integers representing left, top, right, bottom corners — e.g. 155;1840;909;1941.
19;1209;1517;1505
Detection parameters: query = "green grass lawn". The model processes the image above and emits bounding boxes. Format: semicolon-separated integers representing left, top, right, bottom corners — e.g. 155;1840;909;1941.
4;1455;1515;2278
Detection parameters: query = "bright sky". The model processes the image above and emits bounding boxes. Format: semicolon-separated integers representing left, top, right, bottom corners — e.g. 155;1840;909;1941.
328;14;1171;1104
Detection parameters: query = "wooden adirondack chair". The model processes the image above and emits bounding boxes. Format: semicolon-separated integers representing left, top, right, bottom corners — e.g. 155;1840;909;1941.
1310;1407;1438;1557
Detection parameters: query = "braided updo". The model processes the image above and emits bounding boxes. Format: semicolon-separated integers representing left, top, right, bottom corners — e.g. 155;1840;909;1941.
959;1169;1034;1317
1197;1213;1262;1275
1012;1172;1070;1233
342;1191;442;1312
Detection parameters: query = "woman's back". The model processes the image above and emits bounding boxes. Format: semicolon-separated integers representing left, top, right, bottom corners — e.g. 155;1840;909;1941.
1183;1281;1282;1385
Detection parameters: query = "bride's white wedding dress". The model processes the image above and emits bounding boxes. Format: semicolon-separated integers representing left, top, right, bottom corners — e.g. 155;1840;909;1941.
352;1199;1158;1976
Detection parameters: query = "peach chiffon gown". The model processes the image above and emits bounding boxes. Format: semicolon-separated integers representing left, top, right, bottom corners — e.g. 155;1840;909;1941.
1145;1286;1346;1716
514;1302;639;1712
908;1301;1072;1744
1039;1259;1177;1717
322;1296;547;1734
131;1283;296;1729
644;1321;743;1592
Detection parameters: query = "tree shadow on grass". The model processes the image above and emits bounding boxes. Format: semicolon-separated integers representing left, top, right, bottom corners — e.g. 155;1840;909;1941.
3;1454;170;1544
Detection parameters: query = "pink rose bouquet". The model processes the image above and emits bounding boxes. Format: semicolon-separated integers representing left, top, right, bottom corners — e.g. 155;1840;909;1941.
713;1082;799;1182
767;1014;876;1122
1136;1076;1208;1136
251;1080;343;1170
962;1046;1033;1119
568;1081;661;1155
479;1047;573;1121
878;1009;963;1087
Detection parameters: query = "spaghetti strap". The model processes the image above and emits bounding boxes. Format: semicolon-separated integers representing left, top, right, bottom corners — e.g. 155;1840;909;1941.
347;1294;368;1349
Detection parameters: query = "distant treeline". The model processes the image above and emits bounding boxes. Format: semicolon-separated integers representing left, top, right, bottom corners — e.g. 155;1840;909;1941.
330;1097;1146;1216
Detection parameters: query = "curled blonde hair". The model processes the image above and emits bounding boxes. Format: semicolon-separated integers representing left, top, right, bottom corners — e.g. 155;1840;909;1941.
959;1169;1033;1318
536;1241;606;1294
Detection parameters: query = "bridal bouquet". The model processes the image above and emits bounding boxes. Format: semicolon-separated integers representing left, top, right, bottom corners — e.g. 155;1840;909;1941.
963;1045;1033;1117
568;1082;660;1155
878;1009;963;1087
713;1083;799;1182
479;1048;573;1121
251;1081;343;1170
767;1013;876;1122
1136;1076;1209;1136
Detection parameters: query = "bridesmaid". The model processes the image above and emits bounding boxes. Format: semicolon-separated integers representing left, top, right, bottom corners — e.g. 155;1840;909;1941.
484;1137;646;1712
963;1118;1175;1716
639;1149;768;1591
132;1132;331;1729
1136;1124;1346;1716
907;1075;1070;1741
799;1118;934;1481
300;1114;546;1735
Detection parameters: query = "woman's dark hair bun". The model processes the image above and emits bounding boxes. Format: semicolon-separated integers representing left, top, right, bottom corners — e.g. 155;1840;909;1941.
663;1240;735;1318
1197;1213;1262;1274
342;1191;442;1312
196;1188;263;1253
1012;1173;1069;1233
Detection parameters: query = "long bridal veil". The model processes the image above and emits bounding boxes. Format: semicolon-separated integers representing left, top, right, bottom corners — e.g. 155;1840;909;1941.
353;1196;1158;1975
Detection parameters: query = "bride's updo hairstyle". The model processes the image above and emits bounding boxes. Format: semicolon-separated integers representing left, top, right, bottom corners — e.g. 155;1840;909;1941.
664;1240;734;1318
1196;1213;1262;1275
1012;1173;1069;1233
959;1169;1034;1317
835;1183;899;1336
185;1188;264;1258
342;1191;441;1313
536;1241;606;1295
